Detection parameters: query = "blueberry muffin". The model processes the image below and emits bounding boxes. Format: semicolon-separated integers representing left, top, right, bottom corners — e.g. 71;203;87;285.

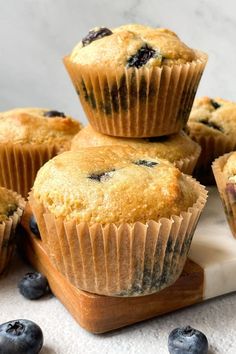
188;96;236;184
213;152;236;238
64;24;207;137
0;187;25;275
30;146;207;296
0;108;82;197
71;125;201;174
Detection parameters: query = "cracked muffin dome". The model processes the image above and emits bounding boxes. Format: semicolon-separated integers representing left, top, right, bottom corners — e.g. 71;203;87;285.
71;125;201;173
64;23;207;138
0;107;82;198
0;187;19;223
0;108;81;146
188;97;236;139
33;146;198;224
70;24;197;68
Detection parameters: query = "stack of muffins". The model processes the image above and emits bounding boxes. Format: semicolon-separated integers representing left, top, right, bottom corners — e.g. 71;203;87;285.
29;24;208;297
1;24;210;297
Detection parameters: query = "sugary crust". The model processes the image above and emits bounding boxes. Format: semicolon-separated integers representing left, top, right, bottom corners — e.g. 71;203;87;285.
33;146;198;224
188;96;236;139
0;108;82;145
71;125;200;162
0;187;21;222
70;24;197;68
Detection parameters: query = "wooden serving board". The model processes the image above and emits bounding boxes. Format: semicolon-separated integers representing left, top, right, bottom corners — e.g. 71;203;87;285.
20;188;236;333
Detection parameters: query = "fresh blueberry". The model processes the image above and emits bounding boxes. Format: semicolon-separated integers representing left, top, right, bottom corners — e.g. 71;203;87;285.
29;216;40;238
43;110;66;118
0;319;43;354
168;325;208;354
18;272;49;300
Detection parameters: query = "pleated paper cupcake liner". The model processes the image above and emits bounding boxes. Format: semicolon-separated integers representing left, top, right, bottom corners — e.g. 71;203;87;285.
0;143;63;198
64;52;208;138
190;134;236;185
29;176;207;297
0;189;25;275
212;153;236;238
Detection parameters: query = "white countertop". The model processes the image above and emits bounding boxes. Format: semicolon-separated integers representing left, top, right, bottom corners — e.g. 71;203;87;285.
1;188;236;354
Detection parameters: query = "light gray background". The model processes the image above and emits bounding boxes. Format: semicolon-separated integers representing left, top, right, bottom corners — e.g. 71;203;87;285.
1;0;236;124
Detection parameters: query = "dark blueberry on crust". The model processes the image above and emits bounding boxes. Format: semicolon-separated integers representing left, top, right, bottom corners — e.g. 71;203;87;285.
0;319;43;354
82;27;113;47
88;170;115;182
127;45;157;69
43;110;66;118
199;119;224;132
29;216;40;239
168;325;208;354
145;136;169;143
18;272;50;300
210;99;221;110
134;160;159;167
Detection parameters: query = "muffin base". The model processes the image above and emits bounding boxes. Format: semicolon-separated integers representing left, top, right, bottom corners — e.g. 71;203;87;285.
0;143;63;198
0;189;25;275
64;52;208;138
29;176;207;297
212;153;236;238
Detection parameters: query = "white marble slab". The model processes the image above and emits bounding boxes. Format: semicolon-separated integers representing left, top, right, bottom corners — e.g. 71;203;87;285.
189;187;236;300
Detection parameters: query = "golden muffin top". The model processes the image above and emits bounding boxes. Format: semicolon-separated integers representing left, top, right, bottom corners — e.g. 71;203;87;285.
69;24;198;68
223;152;236;182
0;187;19;223
71;125;200;163
33;146;198;225
188;97;236;139
0;108;82;145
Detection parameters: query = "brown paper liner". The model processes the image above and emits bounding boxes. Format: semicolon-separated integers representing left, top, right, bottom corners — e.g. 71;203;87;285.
0;143;64;198
63;52;207;138
0;189;25;275
190;134;236;185
174;143;201;175
212;153;236;238
29;176;207;297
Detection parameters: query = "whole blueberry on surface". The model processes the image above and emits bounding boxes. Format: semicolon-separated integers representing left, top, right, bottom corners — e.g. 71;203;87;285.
0;319;43;354
18;272;49;300
29;216;40;238
168;325;208;354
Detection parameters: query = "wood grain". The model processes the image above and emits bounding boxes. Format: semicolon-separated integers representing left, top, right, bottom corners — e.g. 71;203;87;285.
20;204;204;333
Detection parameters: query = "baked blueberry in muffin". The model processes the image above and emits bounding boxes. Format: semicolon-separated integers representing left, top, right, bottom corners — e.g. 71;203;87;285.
71;125;201;174
188;96;236;184
0;107;82;197
30;146;207;296
64;24;207;137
